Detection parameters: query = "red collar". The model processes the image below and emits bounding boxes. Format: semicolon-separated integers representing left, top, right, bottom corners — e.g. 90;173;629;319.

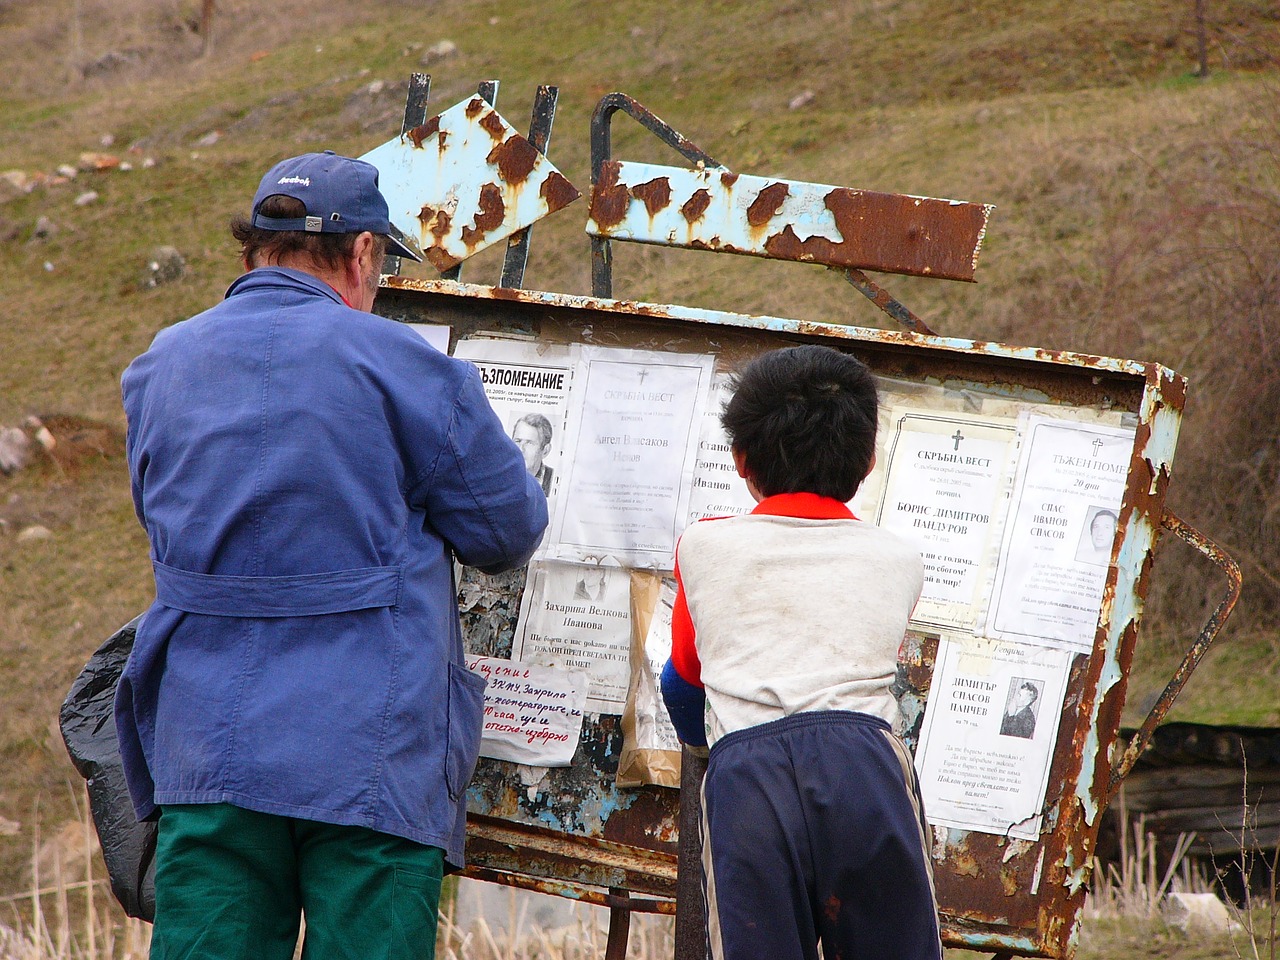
750;492;857;521
325;281;355;308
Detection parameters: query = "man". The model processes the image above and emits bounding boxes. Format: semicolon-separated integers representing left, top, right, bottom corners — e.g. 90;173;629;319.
116;151;547;959
1000;681;1040;739
1078;508;1118;565
511;412;555;495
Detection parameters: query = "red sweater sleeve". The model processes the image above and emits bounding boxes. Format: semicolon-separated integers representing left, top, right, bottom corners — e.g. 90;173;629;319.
668;544;703;687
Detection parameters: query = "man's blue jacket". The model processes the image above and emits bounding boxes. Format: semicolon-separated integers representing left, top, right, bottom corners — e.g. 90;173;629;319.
117;267;547;868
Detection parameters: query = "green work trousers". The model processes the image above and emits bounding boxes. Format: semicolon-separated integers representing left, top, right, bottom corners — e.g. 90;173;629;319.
150;803;444;960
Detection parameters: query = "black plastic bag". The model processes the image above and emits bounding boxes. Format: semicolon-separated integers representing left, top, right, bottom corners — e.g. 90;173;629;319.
59;616;156;922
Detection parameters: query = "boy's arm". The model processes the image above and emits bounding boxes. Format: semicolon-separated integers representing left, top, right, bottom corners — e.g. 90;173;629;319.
660;554;708;748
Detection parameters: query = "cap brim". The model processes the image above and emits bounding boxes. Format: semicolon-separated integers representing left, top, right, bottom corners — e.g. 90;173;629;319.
384;223;423;263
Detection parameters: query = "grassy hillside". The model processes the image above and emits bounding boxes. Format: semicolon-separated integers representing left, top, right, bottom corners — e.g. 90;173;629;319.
1;0;1278;900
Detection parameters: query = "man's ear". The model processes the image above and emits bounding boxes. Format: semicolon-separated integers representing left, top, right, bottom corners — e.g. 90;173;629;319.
731;446;750;480
352;231;377;271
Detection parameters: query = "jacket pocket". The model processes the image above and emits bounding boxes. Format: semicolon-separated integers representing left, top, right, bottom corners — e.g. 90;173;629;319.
445;662;487;802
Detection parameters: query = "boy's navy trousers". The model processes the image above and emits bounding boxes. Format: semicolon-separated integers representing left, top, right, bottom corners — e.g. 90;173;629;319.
700;711;942;960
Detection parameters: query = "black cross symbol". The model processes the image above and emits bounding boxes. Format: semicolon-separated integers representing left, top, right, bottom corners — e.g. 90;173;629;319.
951;430;964;451
1091;438;1103;457
637;369;650;384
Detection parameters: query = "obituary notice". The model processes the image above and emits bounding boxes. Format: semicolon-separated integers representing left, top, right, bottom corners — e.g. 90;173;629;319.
684;374;759;525
548;345;714;567
514;559;634;713
914;636;1073;840
986;416;1135;652
876;412;1016;629
453;338;572;504
467;656;587;767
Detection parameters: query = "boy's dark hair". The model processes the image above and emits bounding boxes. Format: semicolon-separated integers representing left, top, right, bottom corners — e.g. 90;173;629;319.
722;344;878;501
231;195;386;271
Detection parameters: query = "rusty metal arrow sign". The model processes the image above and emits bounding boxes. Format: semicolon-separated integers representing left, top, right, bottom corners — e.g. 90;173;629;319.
362;95;581;272
587;159;992;283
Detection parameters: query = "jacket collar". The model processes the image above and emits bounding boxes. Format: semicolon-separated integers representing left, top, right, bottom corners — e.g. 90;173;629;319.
224;266;347;306
750;492;857;521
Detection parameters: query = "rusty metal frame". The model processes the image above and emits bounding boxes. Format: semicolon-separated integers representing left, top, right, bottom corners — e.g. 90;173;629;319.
357;81;1236;960
589;92;721;301
370;275;1237;959
1107;511;1243;799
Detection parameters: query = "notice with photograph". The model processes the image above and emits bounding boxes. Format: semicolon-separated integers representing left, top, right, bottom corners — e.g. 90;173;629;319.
453;338;572;502
548;346;714;568
913;636;1073;840
514;559;634;713
876;412;1016;629
684;374;760;524
986;417;1135;652
466;656;587;766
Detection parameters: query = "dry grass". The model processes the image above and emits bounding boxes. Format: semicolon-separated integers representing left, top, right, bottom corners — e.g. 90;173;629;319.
436;889;674;960
0;797;149;960
1087;817;1214;922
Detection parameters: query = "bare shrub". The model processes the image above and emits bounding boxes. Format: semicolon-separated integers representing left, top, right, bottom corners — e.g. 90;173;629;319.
1136;81;1280;641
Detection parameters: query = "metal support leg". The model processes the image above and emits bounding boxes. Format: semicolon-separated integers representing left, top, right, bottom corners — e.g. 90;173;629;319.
383;72;432;278
605;887;632;960
674;746;709;960
500;85;559;289
840;267;936;335
441;80;499;283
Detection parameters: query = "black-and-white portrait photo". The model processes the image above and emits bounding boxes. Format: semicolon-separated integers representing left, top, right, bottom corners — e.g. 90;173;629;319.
999;678;1043;739
1075;506;1118;566
511;412;555;496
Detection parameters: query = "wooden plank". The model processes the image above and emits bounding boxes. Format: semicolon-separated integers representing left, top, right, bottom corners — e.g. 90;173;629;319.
1123;766;1280;792
1135;801;1280;834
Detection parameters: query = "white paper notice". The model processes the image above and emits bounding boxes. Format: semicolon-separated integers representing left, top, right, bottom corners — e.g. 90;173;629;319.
406;323;451;354
914;636;1073;840
549;346;714;567
467;656;587;766
876;412;1016;629
514;560;634;713
684;374;758;524
986;417;1135;652
635;581;682;752
453;339;571;502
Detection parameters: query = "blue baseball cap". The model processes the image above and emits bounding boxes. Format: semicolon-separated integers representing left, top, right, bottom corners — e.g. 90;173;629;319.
250;150;422;262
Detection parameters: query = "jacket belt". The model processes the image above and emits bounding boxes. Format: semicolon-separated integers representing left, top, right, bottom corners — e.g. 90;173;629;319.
152;560;403;617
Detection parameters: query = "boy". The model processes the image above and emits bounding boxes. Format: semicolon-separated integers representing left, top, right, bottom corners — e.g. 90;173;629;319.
661;344;941;960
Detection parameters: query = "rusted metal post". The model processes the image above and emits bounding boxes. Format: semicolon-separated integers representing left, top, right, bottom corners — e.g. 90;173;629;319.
605;888;632;960
401;72;432;136
589;93;720;298
499;85;559;290
840;268;937;336
441;80;500;283
383;73;432;279
674;746;709;960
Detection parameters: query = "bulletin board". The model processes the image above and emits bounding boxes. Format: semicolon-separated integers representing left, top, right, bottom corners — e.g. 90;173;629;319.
376;275;1187;958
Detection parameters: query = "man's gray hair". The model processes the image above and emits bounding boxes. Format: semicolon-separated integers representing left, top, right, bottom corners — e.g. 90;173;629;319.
514;413;553;447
